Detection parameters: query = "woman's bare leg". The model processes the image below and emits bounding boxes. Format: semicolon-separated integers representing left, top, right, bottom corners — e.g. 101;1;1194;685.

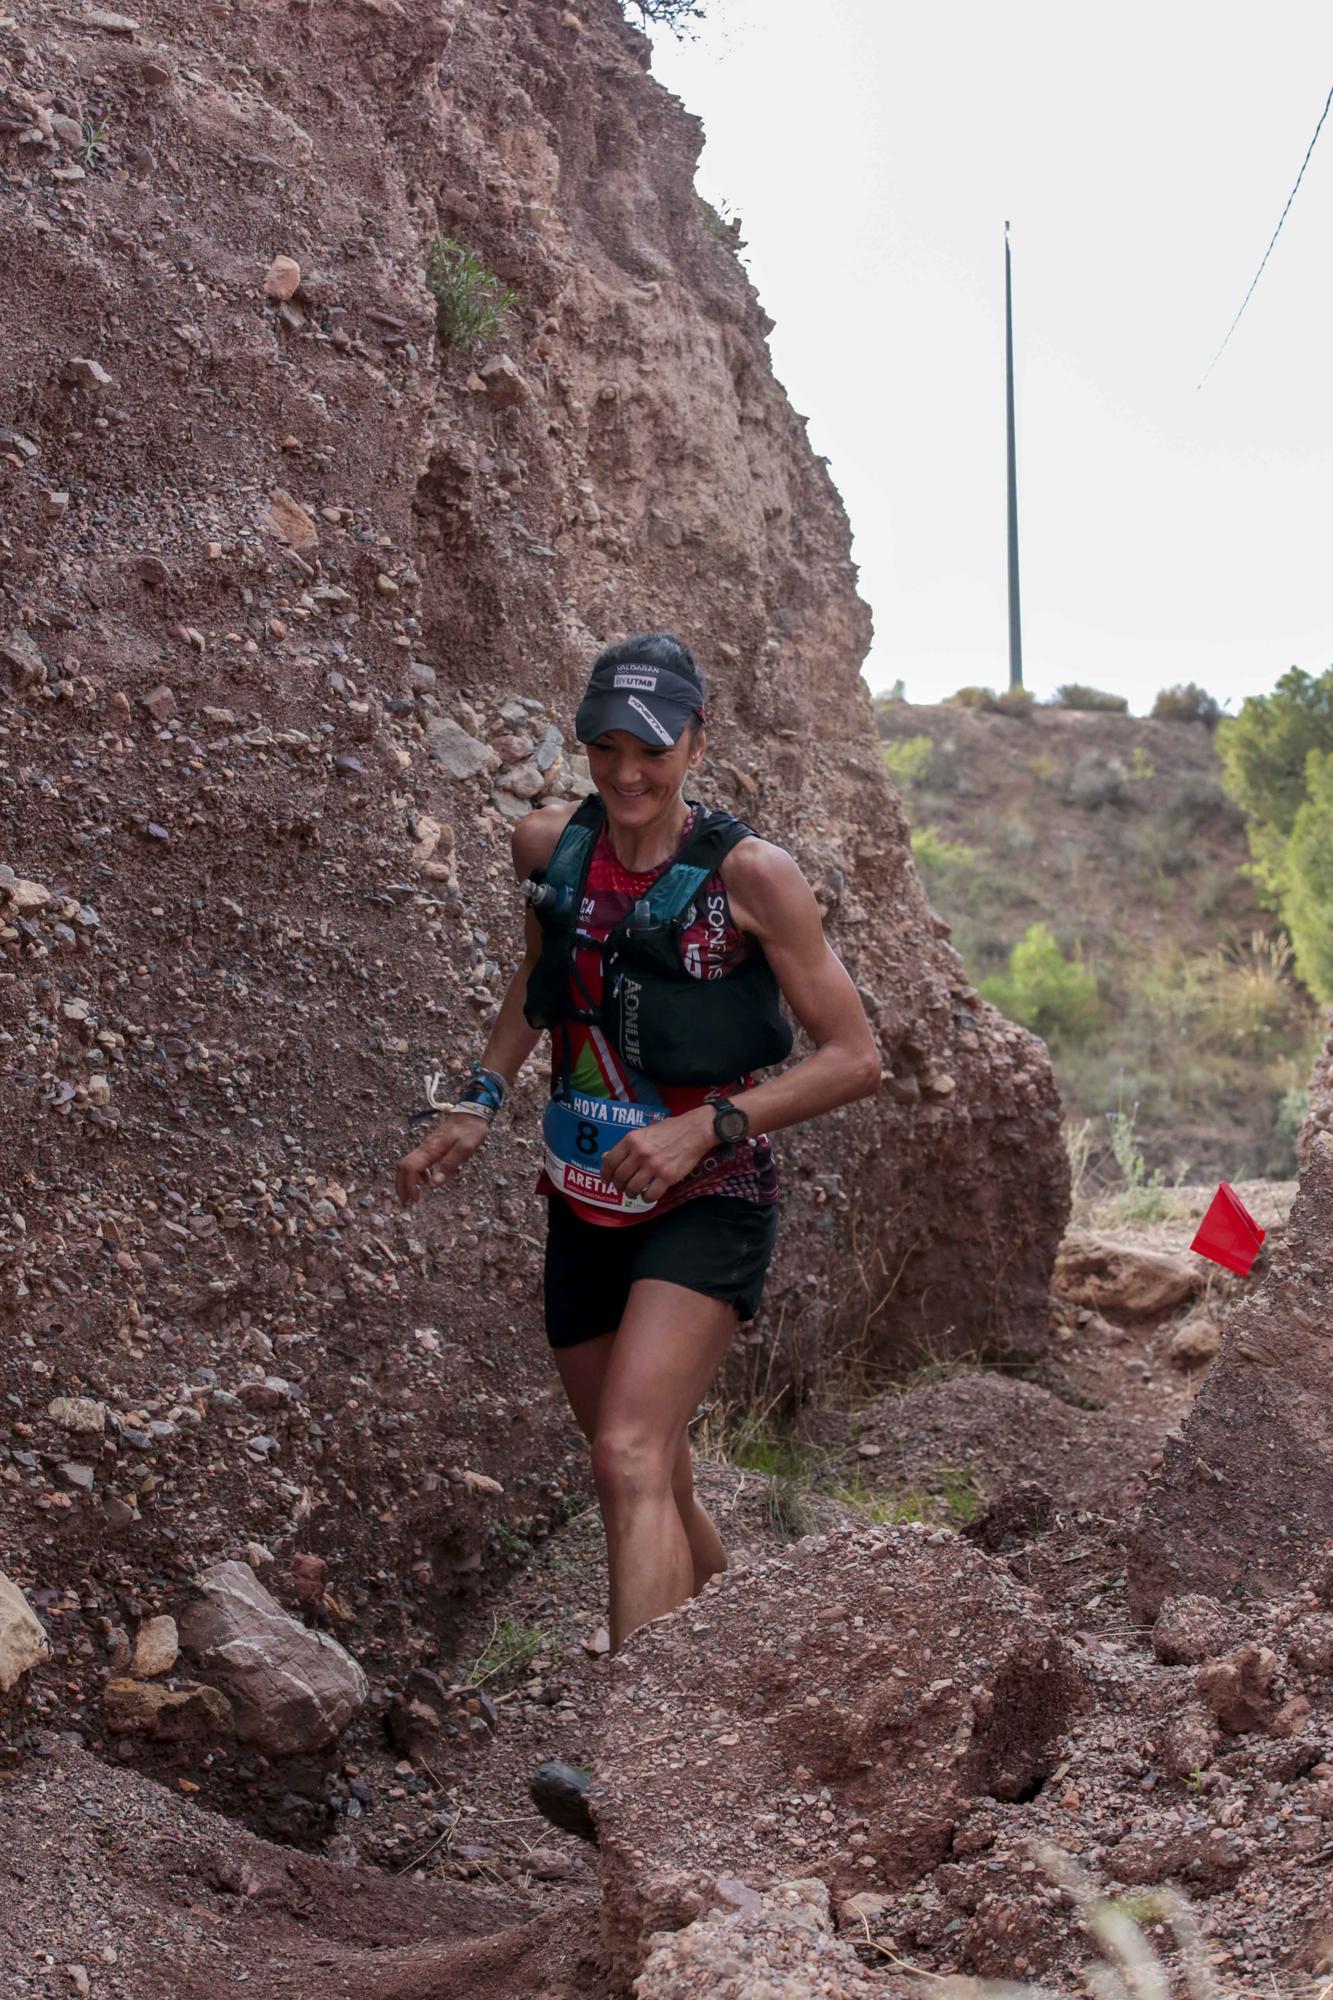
581;1280;736;1649
554;1329;727;1596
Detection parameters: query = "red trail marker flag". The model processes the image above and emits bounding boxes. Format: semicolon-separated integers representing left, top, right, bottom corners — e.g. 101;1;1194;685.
1190;1183;1265;1276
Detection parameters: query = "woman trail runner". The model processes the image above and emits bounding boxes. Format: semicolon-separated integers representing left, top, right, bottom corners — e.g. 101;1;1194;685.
396;633;880;1827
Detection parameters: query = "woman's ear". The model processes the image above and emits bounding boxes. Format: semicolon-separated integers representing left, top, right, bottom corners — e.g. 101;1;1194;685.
688;726;707;770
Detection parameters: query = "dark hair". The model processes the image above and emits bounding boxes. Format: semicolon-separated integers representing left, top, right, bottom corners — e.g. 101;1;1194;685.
592;632;707;702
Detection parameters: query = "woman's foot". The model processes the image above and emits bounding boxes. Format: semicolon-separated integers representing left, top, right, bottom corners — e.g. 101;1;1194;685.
530;1759;598;1844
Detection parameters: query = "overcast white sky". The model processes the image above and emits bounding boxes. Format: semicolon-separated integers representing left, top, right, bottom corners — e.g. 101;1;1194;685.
647;2;1333;713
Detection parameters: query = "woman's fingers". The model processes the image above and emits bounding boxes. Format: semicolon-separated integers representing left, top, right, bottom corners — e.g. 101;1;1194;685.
396;1117;486;1205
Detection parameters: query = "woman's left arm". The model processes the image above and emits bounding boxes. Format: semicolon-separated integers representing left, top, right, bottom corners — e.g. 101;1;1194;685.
601;841;881;1200
716;839;882;1135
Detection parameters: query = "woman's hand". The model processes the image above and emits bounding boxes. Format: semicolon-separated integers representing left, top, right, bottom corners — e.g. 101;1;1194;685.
396;1113;490;1206
602;1108;714;1204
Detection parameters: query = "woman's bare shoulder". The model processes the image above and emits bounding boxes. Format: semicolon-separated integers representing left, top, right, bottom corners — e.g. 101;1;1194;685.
719;834;812;935
511;799;580;879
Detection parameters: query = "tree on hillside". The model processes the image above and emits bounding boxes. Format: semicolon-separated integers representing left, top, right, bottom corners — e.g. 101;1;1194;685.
1217;666;1333;901
625;0;704;29
1283;749;1333;1001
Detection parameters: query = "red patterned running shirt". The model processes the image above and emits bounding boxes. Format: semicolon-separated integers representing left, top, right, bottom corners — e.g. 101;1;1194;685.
537;810;780;1227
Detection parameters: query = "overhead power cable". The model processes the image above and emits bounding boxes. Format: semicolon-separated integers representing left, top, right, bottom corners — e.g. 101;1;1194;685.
1197;81;1333;389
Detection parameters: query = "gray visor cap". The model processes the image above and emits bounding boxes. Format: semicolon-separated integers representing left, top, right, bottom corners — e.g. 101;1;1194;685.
574;660;701;748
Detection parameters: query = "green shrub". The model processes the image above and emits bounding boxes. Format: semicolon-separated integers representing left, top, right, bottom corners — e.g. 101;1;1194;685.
882;734;934;789
1283;748;1333;1001
980;922;1101;1042
1069;751;1128;810
1217;665;1333;899
425;236;518;350
1166;772;1244;836
1106;1107;1187;1221
1051;684;1129;713
1152;682;1222;727
946;685;998;709
910;825;976;894
989;686;1035;720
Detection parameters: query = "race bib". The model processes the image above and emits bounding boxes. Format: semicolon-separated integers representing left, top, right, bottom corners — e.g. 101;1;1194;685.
542;1093;667;1215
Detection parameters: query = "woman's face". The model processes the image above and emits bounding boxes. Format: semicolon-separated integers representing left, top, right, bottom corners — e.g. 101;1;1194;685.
586;725;705;830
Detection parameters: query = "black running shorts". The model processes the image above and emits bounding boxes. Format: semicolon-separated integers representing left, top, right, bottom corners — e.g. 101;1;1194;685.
543;1192;780;1350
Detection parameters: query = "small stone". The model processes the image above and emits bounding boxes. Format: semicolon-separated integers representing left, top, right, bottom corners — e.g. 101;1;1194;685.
478;354;527;408
260;488;319;555
333;755;365;779
48;1396;106;1435
130;1614;179;1679
58;1463;96;1491
264;255;301;300
44;490;70;518
583;1625;611;1656
408;661;437;693
460;1469;504;1497
1168;1311;1221;1370
1;629;46;687
103;1495;137;1529
533;723;564;772
140;684;176;724
64;357;114;389
426;717;497;781
140;57;171;84
495;757;544;800
104;1676;232;1740
83;8;140;32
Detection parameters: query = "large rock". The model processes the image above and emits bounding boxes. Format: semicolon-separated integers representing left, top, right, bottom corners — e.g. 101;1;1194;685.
0;1575;49;1694
594;1522;1082;1987
1129;1135;1333;1617
635;1879;893;1999
1053;1233;1203;1318
177;1561;368;1755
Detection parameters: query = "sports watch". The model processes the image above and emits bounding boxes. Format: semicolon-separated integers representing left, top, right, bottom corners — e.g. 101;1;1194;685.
711;1098;749;1147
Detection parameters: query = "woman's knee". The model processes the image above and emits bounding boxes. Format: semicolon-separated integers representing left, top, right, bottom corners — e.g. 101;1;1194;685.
590;1424;676;1508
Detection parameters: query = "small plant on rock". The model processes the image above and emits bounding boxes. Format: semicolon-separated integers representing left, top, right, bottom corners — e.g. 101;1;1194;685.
425;236;518;351
78;117;110;168
466;1616;550;1686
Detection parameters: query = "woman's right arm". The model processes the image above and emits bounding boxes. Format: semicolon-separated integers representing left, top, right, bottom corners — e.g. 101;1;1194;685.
395;803;575;1207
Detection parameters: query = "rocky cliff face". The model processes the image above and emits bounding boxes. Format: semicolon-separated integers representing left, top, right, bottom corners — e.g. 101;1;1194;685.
0;0;1064;1765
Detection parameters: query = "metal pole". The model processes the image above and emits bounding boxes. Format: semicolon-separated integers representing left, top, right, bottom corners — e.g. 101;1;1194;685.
1004;220;1023;690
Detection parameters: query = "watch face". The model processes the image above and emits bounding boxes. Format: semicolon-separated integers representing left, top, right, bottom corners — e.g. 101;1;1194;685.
716;1106;748;1144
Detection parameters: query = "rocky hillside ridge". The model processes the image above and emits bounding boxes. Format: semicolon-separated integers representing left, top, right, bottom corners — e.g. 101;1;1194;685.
0;0;1064;1861
875;700;1316;1180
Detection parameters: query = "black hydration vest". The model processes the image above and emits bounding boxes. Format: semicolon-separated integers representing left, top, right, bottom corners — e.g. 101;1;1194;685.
522;796;794;1088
